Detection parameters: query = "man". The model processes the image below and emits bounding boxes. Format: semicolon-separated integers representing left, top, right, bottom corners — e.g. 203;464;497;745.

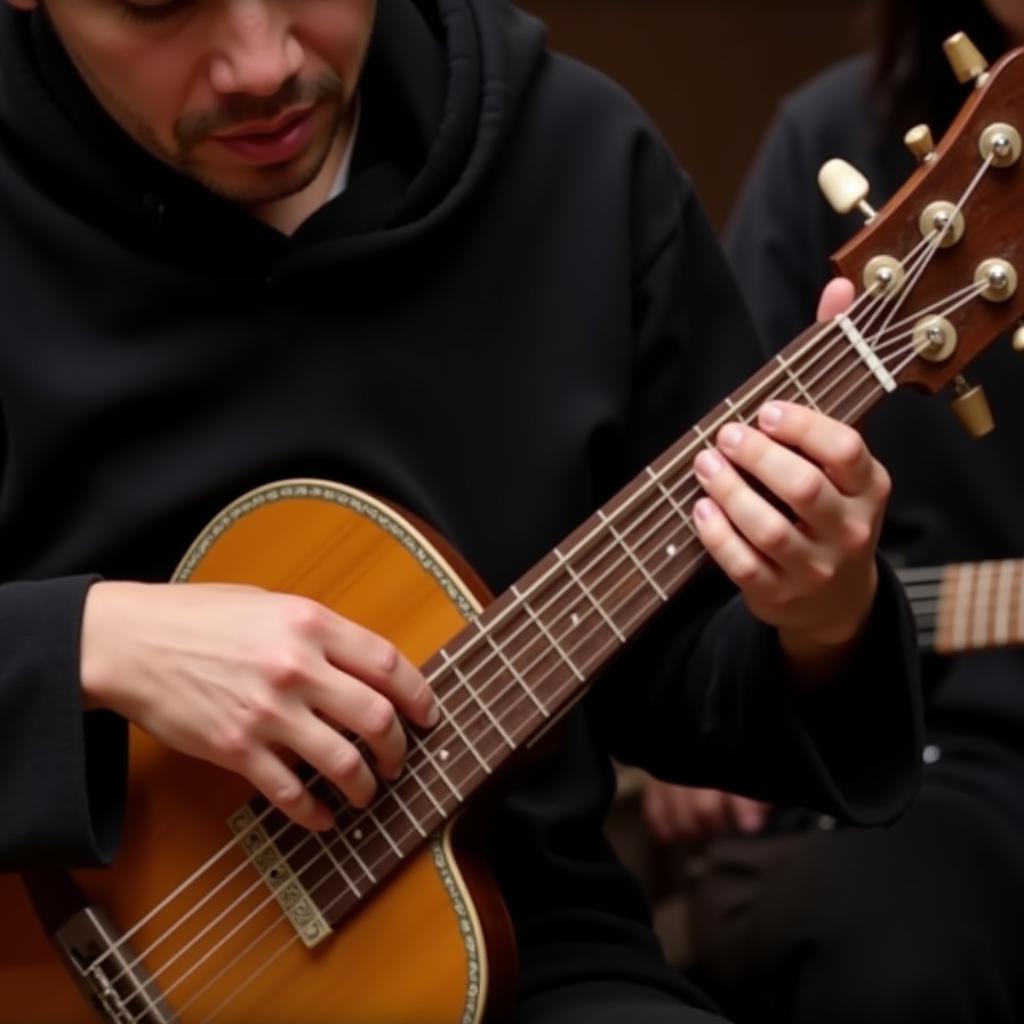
0;1;920;1020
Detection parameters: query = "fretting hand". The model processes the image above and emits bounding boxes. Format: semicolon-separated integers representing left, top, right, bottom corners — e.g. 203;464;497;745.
692;278;889;678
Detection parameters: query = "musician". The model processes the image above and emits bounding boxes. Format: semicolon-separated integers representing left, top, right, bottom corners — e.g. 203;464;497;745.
644;1;1024;1020
0;1;921;1020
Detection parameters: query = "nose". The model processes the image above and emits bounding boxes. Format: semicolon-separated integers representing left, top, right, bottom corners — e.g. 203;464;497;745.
208;0;305;96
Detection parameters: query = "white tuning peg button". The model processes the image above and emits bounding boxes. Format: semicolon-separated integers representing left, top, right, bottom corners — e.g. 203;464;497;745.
818;159;877;222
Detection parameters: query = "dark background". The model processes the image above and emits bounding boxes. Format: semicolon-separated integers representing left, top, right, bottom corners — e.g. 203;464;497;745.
523;0;882;230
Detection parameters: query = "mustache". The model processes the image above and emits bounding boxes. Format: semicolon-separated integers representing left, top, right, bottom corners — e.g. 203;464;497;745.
175;73;346;148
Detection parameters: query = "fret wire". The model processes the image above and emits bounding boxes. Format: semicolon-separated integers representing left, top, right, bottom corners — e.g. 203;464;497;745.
646;465;695;537
335;823;377;883
386;783;430;837
553;546;626;642
310;829;362;900
510;584;585;682
308;784;363;899
433;699;493;774
995;558;1014;645
364;807;402;858
1016;561;1024;643
399;755;450;819
439;648;517;748
596;509;668;601
474;620;551;719
972;561;995;649
952;563;974;652
775;352;824;410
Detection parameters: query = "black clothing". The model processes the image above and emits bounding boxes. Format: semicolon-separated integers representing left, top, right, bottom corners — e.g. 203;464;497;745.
690;54;1024;1023
0;6;919;1014
691;792;1024;1024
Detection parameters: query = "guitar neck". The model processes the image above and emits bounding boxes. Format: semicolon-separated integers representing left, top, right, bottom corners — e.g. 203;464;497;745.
413;319;888;797
899;559;1024;654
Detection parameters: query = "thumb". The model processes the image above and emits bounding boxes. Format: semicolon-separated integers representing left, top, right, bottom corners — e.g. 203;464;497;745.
816;277;856;322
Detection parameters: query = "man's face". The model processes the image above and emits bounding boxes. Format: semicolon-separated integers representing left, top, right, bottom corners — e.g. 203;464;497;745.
17;0;376;205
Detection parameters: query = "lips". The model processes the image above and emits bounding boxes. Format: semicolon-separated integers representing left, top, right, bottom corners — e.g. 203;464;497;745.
210;107;317;166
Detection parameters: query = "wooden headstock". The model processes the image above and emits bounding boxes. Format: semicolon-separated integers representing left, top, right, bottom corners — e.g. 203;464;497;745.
829;38;1024;396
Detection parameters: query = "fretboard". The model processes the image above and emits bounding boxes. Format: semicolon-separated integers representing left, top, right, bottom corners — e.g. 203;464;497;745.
270;318;897;931
899;559;1024;654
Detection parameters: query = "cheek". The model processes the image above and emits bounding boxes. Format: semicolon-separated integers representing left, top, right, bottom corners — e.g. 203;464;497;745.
300;1;377;72
58;27;196;145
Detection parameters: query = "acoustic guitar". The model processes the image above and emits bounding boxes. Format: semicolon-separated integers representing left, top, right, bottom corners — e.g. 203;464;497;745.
901;559;1024;654
4;31;1024;1024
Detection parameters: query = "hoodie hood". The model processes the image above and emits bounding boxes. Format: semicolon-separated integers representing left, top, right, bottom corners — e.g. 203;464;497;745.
0;0;547;268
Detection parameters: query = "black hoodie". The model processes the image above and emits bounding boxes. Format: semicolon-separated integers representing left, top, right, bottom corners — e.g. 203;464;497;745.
0;1;921;1008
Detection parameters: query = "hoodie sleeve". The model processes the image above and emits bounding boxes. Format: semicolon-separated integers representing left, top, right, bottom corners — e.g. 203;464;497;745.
0;576;127;869
586;142;923;826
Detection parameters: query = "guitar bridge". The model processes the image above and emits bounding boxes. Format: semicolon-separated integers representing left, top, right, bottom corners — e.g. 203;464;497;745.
55;905;179;1023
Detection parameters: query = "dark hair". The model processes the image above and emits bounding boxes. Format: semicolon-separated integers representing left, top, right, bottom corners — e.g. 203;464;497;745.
872;0;1011;138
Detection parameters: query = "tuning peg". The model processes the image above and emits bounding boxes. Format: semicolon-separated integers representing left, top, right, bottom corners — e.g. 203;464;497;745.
944;32;990;86
1013;324;1024;351
950;375;995;437
905;124;936;163
818;159;877;222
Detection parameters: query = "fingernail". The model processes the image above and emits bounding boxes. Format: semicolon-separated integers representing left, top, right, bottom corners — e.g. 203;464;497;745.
426;702;441;728
314;809;335;831
719;425;743;449
759;403;783;428
739;808;765;833
695;450;723;478
694;498;716;523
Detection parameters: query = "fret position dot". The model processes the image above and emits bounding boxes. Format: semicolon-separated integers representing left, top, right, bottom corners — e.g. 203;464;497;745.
354;829;363;841
666;544;678;557
571;613;581;627
440;749;450;761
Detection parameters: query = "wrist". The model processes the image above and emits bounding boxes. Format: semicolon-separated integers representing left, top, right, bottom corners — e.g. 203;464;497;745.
80;580;140;712
779;562;879;687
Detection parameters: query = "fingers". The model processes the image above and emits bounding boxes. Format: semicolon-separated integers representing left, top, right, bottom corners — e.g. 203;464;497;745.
241;747;336;832
816;277;856;322
284;713;381;808
693;403;884;575
316;608;439;730
756;402;885;499
642;781;738;845
727;795;769;834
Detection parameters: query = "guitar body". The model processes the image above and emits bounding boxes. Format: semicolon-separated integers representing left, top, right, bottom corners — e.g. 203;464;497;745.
0;481;515;1024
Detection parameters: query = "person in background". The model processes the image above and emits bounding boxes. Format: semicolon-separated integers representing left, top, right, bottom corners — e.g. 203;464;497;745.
643;1;1024;1020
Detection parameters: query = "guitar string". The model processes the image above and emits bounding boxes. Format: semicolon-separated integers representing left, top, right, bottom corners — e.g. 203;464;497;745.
132;271;970;1019
94;254;892;981
182;164;1009;1012
111;228;958;1007
110;153;996;1006
114;233;967;1013
183;303;956;1024
160;317;982;1023
103;133;999;975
